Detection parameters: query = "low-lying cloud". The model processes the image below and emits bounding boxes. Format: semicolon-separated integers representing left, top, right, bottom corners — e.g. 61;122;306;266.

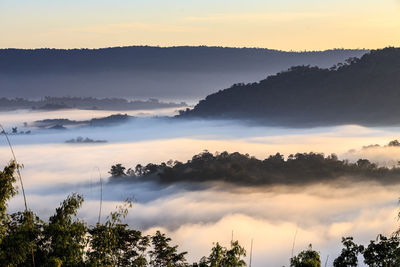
2;110;400;266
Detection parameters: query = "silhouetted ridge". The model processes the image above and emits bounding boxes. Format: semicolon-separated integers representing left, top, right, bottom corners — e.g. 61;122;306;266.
179;47;400;126
0;46;366;74
0;46;366;99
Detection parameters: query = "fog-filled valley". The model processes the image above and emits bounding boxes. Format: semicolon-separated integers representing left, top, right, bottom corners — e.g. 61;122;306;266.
3;0;400;265
2;108;400;266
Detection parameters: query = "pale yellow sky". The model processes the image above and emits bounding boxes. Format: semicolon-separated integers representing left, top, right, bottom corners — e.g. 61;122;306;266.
0;0;399;50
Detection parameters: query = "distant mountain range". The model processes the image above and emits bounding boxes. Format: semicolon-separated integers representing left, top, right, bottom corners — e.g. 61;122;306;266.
0;96;186;111
180;47;400;126
33;113;132;129
0;46;366;100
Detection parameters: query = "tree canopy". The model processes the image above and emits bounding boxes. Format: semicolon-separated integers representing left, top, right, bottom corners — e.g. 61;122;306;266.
110;150;400;186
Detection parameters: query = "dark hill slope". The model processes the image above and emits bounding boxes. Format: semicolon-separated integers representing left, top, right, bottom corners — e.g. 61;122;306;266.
180;48;400;126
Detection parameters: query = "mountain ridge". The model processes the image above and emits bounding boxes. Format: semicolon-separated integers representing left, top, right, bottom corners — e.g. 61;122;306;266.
0;46;366;99
179;47;400;126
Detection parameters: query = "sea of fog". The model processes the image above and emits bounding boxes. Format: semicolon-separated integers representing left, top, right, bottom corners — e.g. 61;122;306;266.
1;108;400;266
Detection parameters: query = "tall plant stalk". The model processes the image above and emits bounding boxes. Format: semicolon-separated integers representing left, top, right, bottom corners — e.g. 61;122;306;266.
0;124;28;210
0;124;34;266
96;167;103;225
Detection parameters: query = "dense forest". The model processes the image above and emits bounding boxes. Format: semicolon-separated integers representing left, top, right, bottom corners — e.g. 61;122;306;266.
108;150;400;186
180;47;400;126
0;46;365;99
0;97;187;111
2;161;400;266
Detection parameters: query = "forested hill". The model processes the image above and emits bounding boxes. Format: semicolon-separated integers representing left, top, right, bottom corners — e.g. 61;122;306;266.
179;47;400;126
0;46;365;73
0;46;365;99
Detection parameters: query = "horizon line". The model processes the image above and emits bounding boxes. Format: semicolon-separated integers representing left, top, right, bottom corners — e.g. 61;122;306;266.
0;44;381;53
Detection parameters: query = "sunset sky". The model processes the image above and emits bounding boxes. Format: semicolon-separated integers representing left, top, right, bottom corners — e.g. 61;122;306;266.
1;0;400;50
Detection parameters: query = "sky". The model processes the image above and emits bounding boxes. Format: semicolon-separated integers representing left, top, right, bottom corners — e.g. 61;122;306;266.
0;0;399;50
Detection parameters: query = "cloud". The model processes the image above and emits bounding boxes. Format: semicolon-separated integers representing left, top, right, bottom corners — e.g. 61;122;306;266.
343;144;400;167
11;180;400;266
3;109;400;266
184;12;330;23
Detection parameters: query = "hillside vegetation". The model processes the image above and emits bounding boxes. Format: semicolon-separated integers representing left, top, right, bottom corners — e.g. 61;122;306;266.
180;47;400;126
109;150;400;186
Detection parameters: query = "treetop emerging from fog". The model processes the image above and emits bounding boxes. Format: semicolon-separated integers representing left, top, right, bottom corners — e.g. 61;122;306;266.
109;150;400;186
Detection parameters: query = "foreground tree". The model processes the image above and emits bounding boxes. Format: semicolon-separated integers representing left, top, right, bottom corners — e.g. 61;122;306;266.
0;161;18;237
149;231;188;267
362;234;400;266
207;242;226;266
87;200;149;266
192;241;246;267
0;162;40;266
0;211;42;266
290;244;321;267
223;241;247;267
333;237;364;267
40;193;87;266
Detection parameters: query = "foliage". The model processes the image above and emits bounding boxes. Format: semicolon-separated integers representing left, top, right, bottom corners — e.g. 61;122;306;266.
206;242;225;266
362;234;400;266
192;241;247;267
290;245;321;267
4;161;400;266
333;237;364;267
0;211;42;267
0;163;189;267
110;151;400;186
41;193;87;266
87;199;150;266
0;161;18;240
388;140;400;147
109;163;127;177
149;230;188;267
179;47;400;126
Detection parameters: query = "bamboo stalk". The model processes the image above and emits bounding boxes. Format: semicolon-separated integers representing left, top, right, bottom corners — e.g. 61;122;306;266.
291;226;298;258
324;255;329;267
96;167;103;225
249;238;253;267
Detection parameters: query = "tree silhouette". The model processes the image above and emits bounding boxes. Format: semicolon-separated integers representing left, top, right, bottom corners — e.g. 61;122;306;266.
362;234;400;266
149;231;188;267
333;237;364;267
290;244;321;267
41;193;86;266
109;164;127;177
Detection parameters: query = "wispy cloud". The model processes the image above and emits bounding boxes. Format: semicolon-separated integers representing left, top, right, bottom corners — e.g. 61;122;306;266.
68;22;203;34
184;12;331;23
